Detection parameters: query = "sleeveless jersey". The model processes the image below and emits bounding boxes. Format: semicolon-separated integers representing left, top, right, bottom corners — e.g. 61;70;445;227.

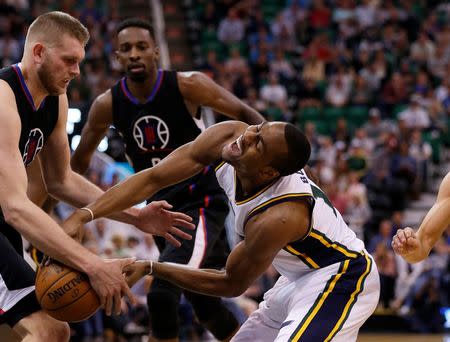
215;163;365;281
0;64;59;219
0;65;59;166
111;70;226;209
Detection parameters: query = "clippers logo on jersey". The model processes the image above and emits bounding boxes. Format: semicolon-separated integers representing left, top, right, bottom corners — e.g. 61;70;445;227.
133;114;170;151
23;128;44;166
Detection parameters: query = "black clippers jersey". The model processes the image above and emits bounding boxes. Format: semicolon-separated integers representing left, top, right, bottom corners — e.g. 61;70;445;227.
111;70;226;209
0;64;59;167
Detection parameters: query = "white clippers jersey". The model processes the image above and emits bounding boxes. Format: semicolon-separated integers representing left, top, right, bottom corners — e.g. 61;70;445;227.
215;162;365;281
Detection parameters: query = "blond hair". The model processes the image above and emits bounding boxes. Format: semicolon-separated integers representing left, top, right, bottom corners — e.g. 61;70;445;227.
25;11;89;48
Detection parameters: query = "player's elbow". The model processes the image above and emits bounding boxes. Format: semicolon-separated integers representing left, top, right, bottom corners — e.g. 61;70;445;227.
223;278;248;297
70;154;89;175
2;201;27;227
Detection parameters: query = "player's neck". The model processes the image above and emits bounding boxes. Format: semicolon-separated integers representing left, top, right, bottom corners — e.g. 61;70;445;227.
17;62;48;109
235;172;275;199
125;69;159;102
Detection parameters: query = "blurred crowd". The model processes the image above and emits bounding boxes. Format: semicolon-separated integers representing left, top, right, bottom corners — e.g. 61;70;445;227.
1;0;450;339
187;0;450;333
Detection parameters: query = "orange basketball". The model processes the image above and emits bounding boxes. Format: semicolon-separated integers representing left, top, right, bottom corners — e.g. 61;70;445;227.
35;261;100;322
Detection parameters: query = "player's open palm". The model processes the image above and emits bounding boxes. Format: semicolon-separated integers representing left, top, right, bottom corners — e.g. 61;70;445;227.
392;227;421;262
87;257;136;316
135;200;195;247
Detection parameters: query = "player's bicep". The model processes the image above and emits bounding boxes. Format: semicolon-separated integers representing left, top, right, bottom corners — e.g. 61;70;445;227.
436;172;450;203
179;72;243;117
75;92;112;155
224;201;312;291
0;83;29;203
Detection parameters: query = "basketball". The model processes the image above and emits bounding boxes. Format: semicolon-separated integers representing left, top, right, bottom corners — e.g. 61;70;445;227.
35;261;100;322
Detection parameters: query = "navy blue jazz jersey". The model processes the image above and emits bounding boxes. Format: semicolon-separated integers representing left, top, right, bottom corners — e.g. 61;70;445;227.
0;64;59;168
111;70;226;210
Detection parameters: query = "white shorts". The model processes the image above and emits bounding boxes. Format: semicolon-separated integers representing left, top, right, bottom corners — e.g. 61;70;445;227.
232;253;380;342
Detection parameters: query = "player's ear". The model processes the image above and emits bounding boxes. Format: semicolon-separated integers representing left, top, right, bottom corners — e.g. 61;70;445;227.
32;43;45;64
154;46;160;62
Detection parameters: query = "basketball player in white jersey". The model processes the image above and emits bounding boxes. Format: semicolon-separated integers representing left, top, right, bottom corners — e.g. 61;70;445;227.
63;121;380;341
392;171;450;263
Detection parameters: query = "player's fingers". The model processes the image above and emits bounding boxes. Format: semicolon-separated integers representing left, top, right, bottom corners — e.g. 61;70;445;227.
164;232;181;247
113;289;122;316
173;218;196;230
392;235;404;252
121;282;137;306
156;200;172;209
119;257;137;269
396;229;407;243
105;293;113;316
170;226;192;240
165;210;193;223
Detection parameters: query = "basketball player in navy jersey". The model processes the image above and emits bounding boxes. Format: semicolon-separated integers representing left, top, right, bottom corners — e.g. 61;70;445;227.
65;120;380;342
70;18;264;342
0;12;193;341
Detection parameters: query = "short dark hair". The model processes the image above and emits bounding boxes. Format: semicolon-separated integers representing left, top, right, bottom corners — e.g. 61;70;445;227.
116;18;155;41
271;123;311;177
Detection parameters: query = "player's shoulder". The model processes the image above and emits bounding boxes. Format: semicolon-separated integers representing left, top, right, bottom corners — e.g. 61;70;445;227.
0;79;15;97
89;89;112;114
177;70;210;87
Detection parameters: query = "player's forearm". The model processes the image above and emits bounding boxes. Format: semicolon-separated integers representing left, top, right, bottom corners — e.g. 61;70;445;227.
152;261;244;297
239;105;265;125
4;200;101;272
70;151;91;174
49;171;140;225
416;198;450;256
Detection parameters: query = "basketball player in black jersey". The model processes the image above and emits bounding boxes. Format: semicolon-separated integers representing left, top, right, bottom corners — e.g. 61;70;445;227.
0;12;194;341
70;18;264;342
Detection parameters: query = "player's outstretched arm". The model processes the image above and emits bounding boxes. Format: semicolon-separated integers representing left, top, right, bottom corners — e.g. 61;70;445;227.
128;200;312;297
71;90;112;174
64;121;246;225
178;71;265;124
392;172;450;263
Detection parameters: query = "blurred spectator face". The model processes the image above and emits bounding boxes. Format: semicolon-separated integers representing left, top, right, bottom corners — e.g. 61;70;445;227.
95;219;106;236
116;26;159;82
127;236;140;249
391;211;403;227
379;220;392;238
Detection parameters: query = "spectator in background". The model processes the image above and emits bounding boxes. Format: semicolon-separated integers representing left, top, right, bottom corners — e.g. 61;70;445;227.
398;94;431;130
217;8;244;44
381;72;409;115
368;219;394;254
359;61;383;93
225;48;248;76
409;129;432;191
309;0;332;32
302;55;325;82
410;31;436;66
260;73;287;105
269;50;295;82
351;74;373;107
297;77;322;108
326;74;351;107
374;243;397;309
